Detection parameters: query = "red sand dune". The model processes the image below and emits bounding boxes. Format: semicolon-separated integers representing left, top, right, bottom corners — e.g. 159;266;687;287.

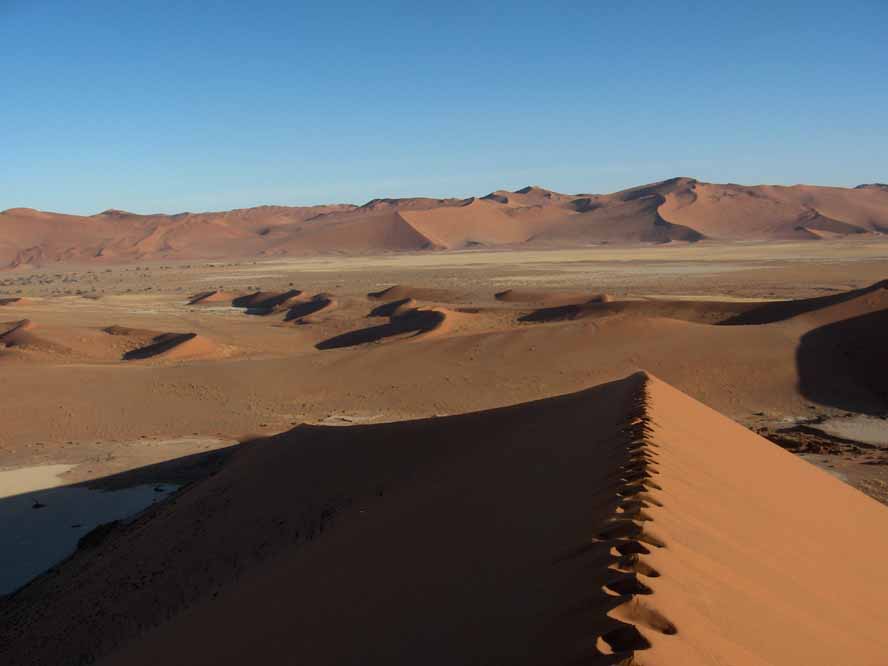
118;331;223;361
0;318;36;342
186;290;240;305
659;180;888;239
285;293;338;322
231;289;306;313
0;318;70;355
4;178;887;267
2;372;887;665
316;305;459;349
496;288;614;306
718;278;888;325
368;296;417;317
0;323;229;362
367;284;465;302
519;297;760;324
517;280;888;326
102;325;225;361
101;324;177;352
102;324;164;338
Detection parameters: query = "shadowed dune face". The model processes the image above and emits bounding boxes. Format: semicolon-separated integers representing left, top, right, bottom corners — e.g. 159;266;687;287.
519;303;589;322
123;333;199;360
519;299;758;324
101;326;210;362
232;289;305;314
3;373;888;666
102;325;161;339
368;297;415;317
284;294;337;322
797;308;888;414
0;374;649;665
316;307;446;349
517;279;888;330
367;285;464;303
120;332;222;361
495;289;613;306
187;290;239;306
719;280;888;325
1;318;35;342
0;319;70;355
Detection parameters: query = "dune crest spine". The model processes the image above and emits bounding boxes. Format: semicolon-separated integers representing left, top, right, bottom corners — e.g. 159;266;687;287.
595;375;676;663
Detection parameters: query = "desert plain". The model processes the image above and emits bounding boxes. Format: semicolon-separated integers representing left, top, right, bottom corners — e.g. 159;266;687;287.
2;180;888;665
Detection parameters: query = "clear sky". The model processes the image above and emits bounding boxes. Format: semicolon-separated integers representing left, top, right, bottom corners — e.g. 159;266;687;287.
2;0;886;214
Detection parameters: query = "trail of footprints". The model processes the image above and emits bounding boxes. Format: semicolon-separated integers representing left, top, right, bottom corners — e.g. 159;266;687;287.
595;383;677;663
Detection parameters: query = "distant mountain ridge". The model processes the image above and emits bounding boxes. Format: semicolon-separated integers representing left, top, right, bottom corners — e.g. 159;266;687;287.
2;177;887;267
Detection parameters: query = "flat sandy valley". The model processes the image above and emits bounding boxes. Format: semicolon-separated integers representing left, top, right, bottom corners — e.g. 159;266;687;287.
2;238;888;665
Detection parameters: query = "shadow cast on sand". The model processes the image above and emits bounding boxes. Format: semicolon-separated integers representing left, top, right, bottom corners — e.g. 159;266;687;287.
232;290;304;315
519;299;754;325
285;295;335;322
796;308;888;414
123;333;197;360
316;308;445;349
519;303;588;322
518;280;888;329
720;280;888;325
0;374;669;666
368;297;414;318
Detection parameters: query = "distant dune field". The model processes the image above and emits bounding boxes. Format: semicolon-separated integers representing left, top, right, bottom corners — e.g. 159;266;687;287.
3;178;888;268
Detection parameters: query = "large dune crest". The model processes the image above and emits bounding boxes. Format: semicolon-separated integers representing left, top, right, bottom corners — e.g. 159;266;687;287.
2;372;887;665
4;178;888;267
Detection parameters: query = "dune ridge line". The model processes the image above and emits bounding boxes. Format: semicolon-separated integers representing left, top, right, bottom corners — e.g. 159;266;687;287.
593;374;677;660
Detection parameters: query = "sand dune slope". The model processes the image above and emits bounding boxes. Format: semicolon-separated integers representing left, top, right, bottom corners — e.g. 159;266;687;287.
0;319;70;355
231;289;305;310
186;290;240;305
797;307;888;412
496;288;614;305
367;284;466;302
122;332;223;361
0;318;35;340
315;305;462;348
284;293;337;322
517;279;888;328
520;297;756;324
720;278;888;325
1;373;887;665
632;374;888;664
660;180;888;239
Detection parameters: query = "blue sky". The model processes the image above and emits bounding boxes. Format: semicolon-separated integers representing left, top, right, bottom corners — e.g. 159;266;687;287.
2;1;886;214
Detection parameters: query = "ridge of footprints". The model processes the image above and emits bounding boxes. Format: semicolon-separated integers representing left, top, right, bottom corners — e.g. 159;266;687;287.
596;381;677;663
